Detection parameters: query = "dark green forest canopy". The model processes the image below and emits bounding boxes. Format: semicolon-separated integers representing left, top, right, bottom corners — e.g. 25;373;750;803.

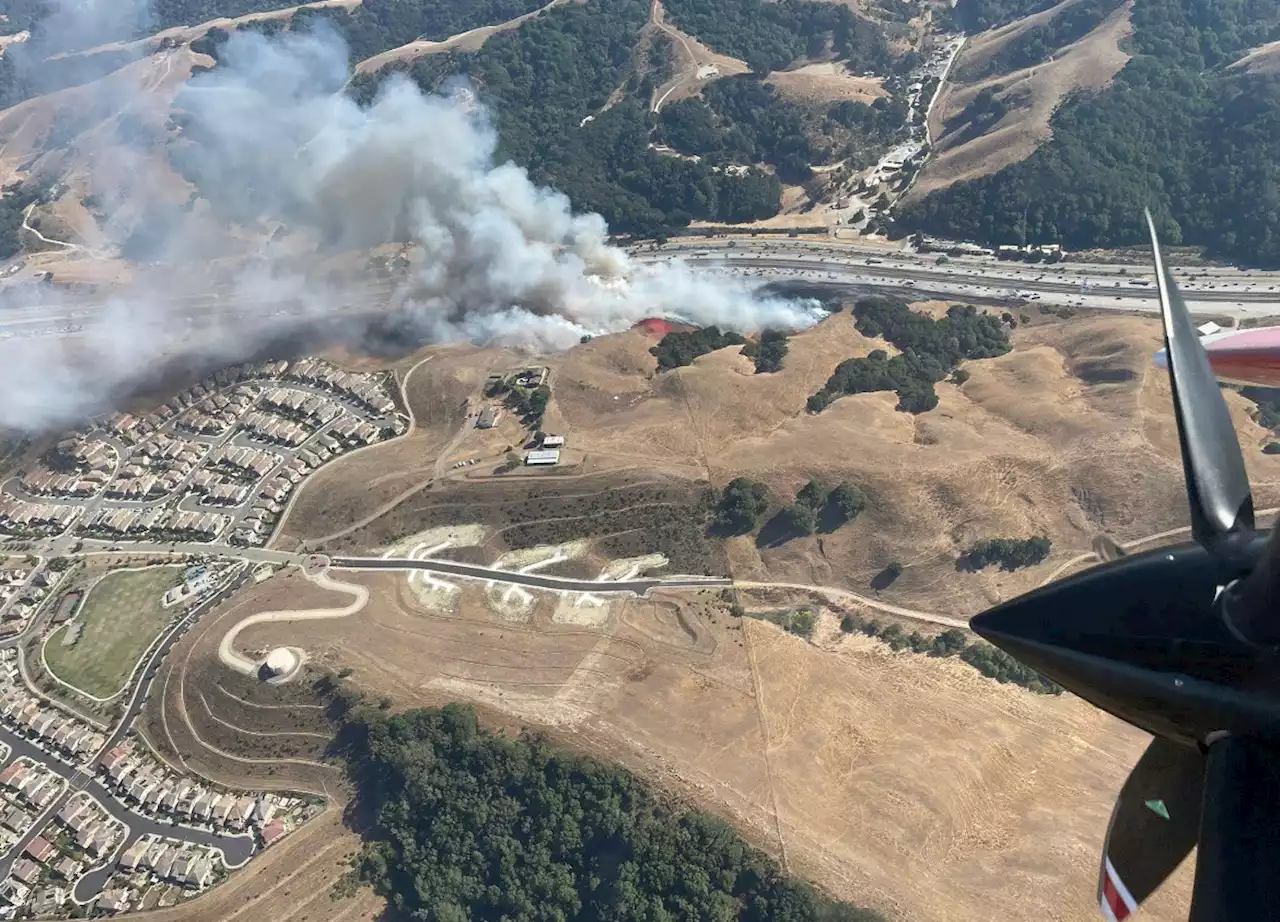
9;0;913;236
348;704;889;922
0;0;48;33
651;325;747;371
948;0;1059;33
808;297;1010;414
352;0;785;234
659;77;907;184
1;0;302;44
0;182;43;260
150;0;300;30
897;0;1280;267
292;0;552;61
0;0;558;111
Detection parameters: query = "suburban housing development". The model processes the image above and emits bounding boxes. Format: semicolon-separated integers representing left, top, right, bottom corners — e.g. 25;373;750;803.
0;359;407;547
0;360;391;915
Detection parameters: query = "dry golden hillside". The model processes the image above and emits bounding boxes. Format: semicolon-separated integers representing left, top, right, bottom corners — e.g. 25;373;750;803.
165;568;1193;922
907;0;1133;202
277;304;1280;618
194;305;1241;922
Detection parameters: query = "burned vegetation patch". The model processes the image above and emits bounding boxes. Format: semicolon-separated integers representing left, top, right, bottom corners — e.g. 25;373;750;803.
323;473;727;576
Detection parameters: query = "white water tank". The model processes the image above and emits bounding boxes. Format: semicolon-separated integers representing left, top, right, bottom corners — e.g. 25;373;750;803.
263;648;298;678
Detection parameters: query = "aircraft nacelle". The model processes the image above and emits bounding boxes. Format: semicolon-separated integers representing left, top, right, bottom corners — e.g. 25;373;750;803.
1154;325;1280;388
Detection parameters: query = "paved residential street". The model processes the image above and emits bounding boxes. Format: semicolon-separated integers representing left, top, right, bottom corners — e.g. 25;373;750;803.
0;570;258;902
333;556;732;595
0;724;255;901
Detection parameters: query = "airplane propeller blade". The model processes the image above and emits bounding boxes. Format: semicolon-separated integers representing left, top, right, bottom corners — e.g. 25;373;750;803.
1099;738;1203;922
1146;210;1254;545
973;214;1280;922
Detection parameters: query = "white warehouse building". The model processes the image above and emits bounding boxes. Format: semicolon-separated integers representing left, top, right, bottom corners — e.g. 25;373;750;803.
524;450;561;466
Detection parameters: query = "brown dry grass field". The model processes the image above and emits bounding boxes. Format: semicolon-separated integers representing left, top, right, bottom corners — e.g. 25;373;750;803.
160;563;1194;922
767;62;888;105
145;303;1271;922
907;0;1133;202
275;307;1280;617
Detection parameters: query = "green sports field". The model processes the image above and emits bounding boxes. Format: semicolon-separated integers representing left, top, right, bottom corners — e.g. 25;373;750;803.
44;566;184;699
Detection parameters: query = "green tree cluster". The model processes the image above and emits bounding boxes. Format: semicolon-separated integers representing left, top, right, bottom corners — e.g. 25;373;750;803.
759;478;866;544
661;0;896;75
949;0;1062;33
739;328;791;374
776;502;817;537
1240;386;1280;438
826;481;867;525
940;85;1010;147
838;615;1062;694
713;477;771;535
958;536;1052;572
900;0;1280;268
808;298;1009;415
795;478;867;534
755;606;819;637
659;78;907;183
347;704;888;922
0;182;44;260
506;384;551;423
651;325;747;371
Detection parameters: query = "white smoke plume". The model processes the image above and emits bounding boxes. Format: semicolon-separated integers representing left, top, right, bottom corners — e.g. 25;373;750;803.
0;15;824;432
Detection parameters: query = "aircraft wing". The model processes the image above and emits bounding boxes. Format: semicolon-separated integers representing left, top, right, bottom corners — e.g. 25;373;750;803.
1154;325;1280;388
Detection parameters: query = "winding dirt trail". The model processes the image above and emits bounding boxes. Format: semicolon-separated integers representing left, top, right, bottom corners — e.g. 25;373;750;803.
737;580;971;629
22;203;77;250
216;570;368;675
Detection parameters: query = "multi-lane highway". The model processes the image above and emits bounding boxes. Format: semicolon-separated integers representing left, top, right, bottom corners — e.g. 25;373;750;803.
632;238;1280;318
6;237;1280;345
